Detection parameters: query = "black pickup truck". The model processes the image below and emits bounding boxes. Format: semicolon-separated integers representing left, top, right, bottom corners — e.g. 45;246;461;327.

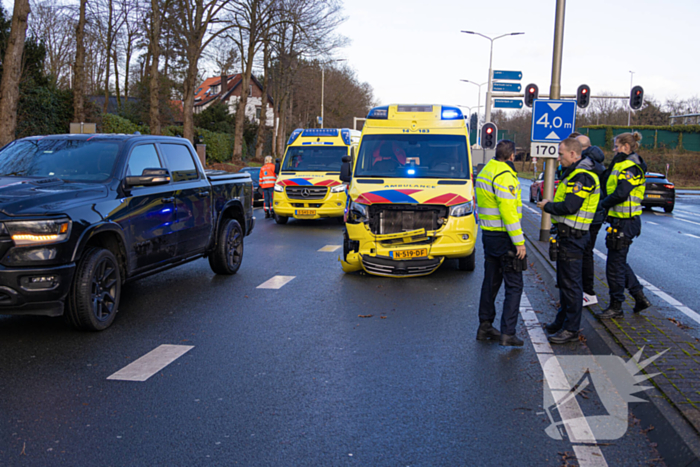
0;134;254;330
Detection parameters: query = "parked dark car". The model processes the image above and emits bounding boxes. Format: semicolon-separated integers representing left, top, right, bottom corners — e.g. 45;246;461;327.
643;172;675;213
238;166;263;205
0;134;254;330
529;172;560;203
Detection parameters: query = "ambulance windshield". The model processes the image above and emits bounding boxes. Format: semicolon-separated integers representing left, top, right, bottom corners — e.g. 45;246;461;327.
282;146;347;172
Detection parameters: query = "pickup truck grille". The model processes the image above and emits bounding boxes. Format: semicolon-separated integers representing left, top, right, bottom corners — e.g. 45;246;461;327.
286;186;328;200
368;204;448;235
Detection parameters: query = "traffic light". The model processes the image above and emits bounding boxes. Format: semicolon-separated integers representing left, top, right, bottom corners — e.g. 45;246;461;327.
481;123;497;149
524;83;538;107
576;84;590;108
630;85;644;110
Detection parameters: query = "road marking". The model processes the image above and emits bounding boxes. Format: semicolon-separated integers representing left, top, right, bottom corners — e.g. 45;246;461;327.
646;221;659;225
592;249;700;326
520;294;608;466
653;212;671;217
257;275;295;289
522;204;540;215
673;215;700;227
318;245;342;252
675;209;700;218
107;344;194;382
683;233;700;239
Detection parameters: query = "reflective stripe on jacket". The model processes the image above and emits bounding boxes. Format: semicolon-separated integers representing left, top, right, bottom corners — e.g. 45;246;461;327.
606;155;645;218
551;167;600;231
475;158;524;246
260;163;277;188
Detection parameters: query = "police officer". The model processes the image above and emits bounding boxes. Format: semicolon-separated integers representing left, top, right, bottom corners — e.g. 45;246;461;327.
475;140;526;347
537;137;600;344
598;132;652;319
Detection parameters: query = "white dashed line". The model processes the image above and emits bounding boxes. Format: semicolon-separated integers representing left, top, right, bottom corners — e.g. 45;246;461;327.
318;245;342;252
683;233;700;239
257;275;296;289
107;344;194;382
522;204;541;215
520;294;608;466
646;221;659;225
675;209;700;218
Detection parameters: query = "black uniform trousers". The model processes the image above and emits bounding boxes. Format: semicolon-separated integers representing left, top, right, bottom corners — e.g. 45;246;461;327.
552;233;589;333
478;232;523;336
582;222;602;296
606;216;643;303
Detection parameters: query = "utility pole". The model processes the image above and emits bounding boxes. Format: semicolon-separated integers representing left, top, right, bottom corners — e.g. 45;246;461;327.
627;71;635;126
540;0;566;242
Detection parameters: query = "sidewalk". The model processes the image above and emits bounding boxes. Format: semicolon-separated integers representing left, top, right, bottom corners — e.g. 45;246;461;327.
519;208;700;438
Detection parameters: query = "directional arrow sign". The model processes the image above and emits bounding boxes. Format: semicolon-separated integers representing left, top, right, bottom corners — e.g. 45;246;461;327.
531;99;577;143
492;82;522;92
494;99;523;109
493;70;522;81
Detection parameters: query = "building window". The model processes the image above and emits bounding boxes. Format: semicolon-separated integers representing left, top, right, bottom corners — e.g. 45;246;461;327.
255;107;261;120
249;84;253;96
211;84;220;94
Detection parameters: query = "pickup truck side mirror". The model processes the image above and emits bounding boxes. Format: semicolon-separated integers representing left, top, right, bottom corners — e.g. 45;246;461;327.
125;168;171;187
340;155;352;183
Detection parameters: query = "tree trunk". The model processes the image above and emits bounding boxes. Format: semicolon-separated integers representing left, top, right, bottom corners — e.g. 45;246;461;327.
182;43;200;144
102;0;114;114
149;0;162;134
113;49;121;110
0;0;31;146
232;40;256;162
254;42;270;160
73;0;87;123
124;40;131;100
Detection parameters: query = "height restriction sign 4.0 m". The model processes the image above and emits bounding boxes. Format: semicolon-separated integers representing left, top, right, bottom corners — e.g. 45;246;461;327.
531;99;577;143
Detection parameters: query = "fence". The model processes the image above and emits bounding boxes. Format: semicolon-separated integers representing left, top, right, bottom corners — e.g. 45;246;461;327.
578;126;700;152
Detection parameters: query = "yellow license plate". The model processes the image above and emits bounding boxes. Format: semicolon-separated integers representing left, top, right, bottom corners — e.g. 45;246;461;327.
295;209;316;217
390;248;428;259
647;194;661;198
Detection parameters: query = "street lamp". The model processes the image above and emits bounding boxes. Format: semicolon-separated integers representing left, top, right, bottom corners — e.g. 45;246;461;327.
460;79;487;127
321;59;347;128
628;70;635;126
461;30;524;124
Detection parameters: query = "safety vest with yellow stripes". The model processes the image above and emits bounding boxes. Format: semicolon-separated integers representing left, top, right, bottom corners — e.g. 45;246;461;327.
606;154;646;218
259;163;277;188
551;167;600;231
475;158;524;246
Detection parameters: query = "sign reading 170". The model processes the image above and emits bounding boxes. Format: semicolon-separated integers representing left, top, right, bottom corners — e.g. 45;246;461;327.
531;100;577;143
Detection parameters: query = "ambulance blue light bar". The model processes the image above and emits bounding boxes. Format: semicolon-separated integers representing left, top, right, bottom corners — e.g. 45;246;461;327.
341;129;351;145
287;128;303;145
441;106;463;120
302;129;339;137
367;106;389;119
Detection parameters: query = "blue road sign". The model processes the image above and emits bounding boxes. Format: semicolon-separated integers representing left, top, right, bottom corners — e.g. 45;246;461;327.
531;99;577;142
494;99;523;109
493;70;522;80
492;82;522;92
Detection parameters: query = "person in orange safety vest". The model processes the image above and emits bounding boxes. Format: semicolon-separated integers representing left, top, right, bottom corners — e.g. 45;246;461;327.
260;156;277;218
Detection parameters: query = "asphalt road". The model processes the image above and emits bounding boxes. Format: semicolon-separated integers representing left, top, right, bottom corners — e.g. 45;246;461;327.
521;178;700;339
0;207;666;466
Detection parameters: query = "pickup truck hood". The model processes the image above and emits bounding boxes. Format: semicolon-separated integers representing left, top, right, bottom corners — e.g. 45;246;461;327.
348;178;473;206
276;171;343;187
0;177;108;217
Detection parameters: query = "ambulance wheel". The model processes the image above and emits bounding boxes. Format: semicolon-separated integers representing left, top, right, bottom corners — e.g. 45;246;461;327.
458;251;476;271
274;213;288;224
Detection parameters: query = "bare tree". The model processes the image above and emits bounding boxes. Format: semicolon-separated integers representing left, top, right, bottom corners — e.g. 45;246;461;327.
73;0;87;122
148;0;167;134
29;0;75;87
254;34;271;159
0;0;32;145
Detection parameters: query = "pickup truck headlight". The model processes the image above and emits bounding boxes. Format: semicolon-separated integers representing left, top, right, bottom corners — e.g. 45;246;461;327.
274;184;284;192
346;201;369;224
5;218;72;246
449;201;474;217
330;183;348;193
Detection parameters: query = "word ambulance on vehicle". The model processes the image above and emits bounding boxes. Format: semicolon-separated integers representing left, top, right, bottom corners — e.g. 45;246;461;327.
339;104;477;277
272;128;360;224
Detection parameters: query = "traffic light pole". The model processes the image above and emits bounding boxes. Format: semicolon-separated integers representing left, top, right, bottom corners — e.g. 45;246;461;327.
540;0;566;242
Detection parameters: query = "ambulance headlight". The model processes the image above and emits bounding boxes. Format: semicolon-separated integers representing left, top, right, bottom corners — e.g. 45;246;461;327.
449;201;474;217
274;184;284;192
330;184;348;193
347;201;369;224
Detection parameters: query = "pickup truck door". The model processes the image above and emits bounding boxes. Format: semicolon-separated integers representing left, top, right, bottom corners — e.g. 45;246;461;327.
158;143;213;256
123;143;177;270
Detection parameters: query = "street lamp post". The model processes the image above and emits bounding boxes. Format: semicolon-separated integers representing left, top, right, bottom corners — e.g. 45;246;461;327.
628;70;635;126
321;59;346;128
461;31;524;124
460;79;487;128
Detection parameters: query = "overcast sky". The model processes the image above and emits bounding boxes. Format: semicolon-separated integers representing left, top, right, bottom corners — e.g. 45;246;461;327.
335;0;700;111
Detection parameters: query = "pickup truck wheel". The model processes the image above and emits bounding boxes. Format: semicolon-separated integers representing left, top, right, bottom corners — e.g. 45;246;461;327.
209;219;244;275
458;251;476;271
274;213;288;224
66;247;121;331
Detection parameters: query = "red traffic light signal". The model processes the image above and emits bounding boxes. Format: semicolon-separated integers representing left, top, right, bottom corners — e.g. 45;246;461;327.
630;85;644;110
524;83;538;107
481;123;498;149
576;84;591;108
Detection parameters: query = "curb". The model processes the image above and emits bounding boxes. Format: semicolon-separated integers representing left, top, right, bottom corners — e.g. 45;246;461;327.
524;231;700;466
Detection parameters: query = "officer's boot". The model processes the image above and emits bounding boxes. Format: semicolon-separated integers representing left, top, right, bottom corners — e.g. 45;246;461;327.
476;322;501;341
500;334;524;347
265;210;270;219
599;300;623;319
632;292;652;313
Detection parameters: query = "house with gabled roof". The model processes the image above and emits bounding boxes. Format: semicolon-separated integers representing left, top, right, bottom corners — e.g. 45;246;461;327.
193;74;274;126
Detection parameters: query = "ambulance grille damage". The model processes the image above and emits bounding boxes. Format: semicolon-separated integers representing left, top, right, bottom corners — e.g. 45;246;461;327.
368;204;447;235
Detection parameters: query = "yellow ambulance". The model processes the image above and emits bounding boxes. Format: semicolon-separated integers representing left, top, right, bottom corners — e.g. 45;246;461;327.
340;105;477;277
272;128;359;224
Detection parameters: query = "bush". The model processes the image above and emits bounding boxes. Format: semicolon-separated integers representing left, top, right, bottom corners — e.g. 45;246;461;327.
16;86;73;138
101;113;150;135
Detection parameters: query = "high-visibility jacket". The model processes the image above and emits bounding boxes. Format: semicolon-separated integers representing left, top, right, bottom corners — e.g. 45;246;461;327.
606;154;645;218
475;158;524;246
260;163;277;188
551;163;600;231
